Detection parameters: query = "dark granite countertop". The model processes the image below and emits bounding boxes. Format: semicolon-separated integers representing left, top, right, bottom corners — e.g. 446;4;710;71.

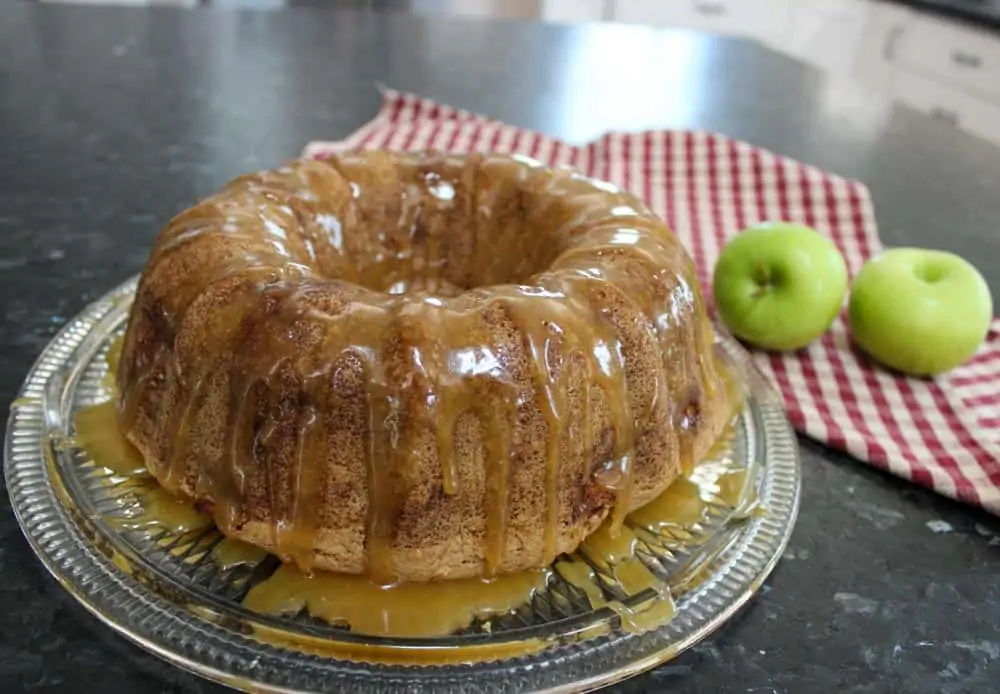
2;5;1000;693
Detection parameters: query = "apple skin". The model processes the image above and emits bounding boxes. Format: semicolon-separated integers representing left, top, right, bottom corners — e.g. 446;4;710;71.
712;222;849;351
849;248;993;376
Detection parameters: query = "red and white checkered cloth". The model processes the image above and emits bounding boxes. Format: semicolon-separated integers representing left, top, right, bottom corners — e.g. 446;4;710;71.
304;88;1000;514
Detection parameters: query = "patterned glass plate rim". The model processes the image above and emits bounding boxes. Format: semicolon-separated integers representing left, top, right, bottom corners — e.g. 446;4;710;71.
4;275;801;693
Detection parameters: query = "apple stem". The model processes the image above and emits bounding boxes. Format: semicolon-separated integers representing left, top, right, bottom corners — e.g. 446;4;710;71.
752;261;772;298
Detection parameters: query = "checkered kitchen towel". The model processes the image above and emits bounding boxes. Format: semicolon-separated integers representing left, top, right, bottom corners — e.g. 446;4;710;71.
304;88;1000;514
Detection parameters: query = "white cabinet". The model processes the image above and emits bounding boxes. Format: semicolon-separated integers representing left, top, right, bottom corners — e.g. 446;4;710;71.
611;0;790;44
893;13;1000;100
406;0;542;19
893;71;1000;143
846;1;1000;147
850;0;911;91
783;0;871;78
576;0;1000;147
541;0;608;23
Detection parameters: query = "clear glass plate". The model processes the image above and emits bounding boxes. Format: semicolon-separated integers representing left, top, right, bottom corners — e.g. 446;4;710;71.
4;275;800;693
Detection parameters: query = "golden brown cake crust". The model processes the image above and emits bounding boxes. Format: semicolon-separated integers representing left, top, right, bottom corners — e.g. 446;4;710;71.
117;151;733;582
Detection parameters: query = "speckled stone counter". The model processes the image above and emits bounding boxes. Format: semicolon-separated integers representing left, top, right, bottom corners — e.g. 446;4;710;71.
1;5;999;693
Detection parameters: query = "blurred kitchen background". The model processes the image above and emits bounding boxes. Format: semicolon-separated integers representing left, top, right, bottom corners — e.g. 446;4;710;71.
37;0;1000;149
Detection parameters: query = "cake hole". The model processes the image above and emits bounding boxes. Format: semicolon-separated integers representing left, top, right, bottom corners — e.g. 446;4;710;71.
318;162;564;295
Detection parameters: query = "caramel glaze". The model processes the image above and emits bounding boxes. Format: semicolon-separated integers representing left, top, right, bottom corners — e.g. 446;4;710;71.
116;151;733;583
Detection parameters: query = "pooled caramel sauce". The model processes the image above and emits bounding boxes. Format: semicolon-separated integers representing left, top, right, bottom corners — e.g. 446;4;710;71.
212;538;269;571
633;478;708;534
238;470;718;638
72;401;146;476
114;152;731;582
629;462;749;533
101;336;123;392
243;564;550;638
73;401;750;645
74;376;748;642
118;485;213;534
573;525;677;632
238;515;681;640
74;360;212;534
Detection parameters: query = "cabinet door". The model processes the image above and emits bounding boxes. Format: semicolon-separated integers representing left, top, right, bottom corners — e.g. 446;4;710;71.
611;0;788;43
541;0;608;22
851;1;913;92
782;0;869;77
893;71;1000;146
611;0;696;27
893;14;1000;100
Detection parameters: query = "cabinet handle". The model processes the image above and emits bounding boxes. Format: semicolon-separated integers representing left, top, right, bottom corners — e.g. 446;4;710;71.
694;2;727;15
931;106;959;126
883;25;904;62
952;50;982;68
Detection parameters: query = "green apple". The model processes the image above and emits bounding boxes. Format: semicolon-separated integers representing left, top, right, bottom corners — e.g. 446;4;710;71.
849;248;992;376
712;222;848;351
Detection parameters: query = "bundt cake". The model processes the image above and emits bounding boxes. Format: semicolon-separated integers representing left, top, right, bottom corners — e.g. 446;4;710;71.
116;151;734;583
